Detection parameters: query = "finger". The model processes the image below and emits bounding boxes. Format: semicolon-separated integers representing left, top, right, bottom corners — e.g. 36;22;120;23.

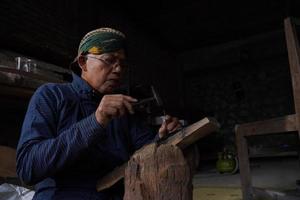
160;119;167;129
100;97;116;108
109;100;127;117
169;123;182;133
106;107;118;118
158;121;168;137
108;95;135;112
175;123;182;130
121;95;138;103
123;100;134;114
166;118;180;131
118;106;126;117
167;122;178;132
163;115;172;123
107;99;125;110
102;94;137;103
108;99;122;114
109;98;134;115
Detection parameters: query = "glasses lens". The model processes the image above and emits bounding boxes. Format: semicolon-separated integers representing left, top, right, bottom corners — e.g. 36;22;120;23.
86;54;129;70
101;56;128;69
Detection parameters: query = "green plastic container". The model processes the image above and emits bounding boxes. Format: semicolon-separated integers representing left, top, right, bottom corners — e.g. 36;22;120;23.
216;152;238;174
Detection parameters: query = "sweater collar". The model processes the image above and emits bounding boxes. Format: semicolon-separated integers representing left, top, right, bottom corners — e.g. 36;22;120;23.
71;72;103;100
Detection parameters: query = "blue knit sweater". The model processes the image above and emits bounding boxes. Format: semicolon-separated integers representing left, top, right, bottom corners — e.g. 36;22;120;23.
16;73;156;200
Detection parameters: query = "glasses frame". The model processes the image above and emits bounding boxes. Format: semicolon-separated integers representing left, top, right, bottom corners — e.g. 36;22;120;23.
84;54;128;70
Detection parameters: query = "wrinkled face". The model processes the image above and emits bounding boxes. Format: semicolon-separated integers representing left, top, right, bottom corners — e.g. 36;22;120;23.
79;49;127;94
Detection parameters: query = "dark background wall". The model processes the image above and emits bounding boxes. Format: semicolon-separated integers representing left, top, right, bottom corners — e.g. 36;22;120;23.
0;0;299;159
180;31;298;157
0;0;181;148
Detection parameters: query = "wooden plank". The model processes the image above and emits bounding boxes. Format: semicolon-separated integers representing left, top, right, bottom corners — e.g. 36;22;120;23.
96;164;127;192
284;17;300;139
0;65;64;83
0;65;67;97
235;127;253;200
0;146;16;178
160;117;220;148
96;117;219;192
235;114;297;137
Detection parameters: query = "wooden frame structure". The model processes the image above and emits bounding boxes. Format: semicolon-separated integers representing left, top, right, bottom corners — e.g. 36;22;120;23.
235;17;300;200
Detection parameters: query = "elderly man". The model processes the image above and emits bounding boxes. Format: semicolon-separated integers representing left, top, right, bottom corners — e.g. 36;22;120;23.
16;28;181;200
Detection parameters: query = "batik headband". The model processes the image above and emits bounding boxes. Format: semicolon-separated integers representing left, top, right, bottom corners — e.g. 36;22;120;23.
78;27;126;55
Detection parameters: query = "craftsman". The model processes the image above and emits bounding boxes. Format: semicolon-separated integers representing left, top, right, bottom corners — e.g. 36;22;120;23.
16;28;181;200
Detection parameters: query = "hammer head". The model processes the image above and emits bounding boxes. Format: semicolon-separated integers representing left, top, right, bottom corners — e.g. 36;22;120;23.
130;85;164;113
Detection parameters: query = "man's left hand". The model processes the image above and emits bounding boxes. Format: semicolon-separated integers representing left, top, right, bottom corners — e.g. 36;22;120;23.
158;115;182;138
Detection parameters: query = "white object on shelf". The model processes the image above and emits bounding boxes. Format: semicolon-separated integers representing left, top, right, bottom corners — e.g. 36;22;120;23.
15;57;37;73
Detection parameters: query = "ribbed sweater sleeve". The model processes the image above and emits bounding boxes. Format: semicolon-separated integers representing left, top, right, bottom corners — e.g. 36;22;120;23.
16;85;106;185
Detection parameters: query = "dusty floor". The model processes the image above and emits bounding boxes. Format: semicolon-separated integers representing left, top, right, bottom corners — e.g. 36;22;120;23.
193;187;242;200
192;156;300;200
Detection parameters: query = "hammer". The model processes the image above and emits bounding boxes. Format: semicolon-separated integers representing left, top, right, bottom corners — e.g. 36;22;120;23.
132;86;166;119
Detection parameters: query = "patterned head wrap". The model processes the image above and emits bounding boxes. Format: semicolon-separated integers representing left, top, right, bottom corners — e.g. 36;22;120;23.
70;27;127;74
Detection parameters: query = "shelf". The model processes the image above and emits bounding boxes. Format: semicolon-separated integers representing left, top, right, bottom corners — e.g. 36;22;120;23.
0;64;66;98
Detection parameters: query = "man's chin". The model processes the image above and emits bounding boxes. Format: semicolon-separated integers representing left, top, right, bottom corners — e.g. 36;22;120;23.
101;85;119;94
100;81;123;94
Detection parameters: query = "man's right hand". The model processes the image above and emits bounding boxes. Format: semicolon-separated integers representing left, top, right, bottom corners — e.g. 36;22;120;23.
95;94;138;127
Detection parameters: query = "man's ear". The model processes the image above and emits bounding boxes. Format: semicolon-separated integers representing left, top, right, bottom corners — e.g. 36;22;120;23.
78;55;87;71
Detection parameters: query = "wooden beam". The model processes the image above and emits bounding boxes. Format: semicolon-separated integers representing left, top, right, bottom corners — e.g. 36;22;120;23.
235;127;253;200
235;114;297;137
284;17;300;139
96;117;219;192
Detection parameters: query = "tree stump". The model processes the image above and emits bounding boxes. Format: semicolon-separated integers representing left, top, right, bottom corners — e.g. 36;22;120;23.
123;143;192;200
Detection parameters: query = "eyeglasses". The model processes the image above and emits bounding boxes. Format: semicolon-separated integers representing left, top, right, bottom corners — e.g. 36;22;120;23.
85;54;129;70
